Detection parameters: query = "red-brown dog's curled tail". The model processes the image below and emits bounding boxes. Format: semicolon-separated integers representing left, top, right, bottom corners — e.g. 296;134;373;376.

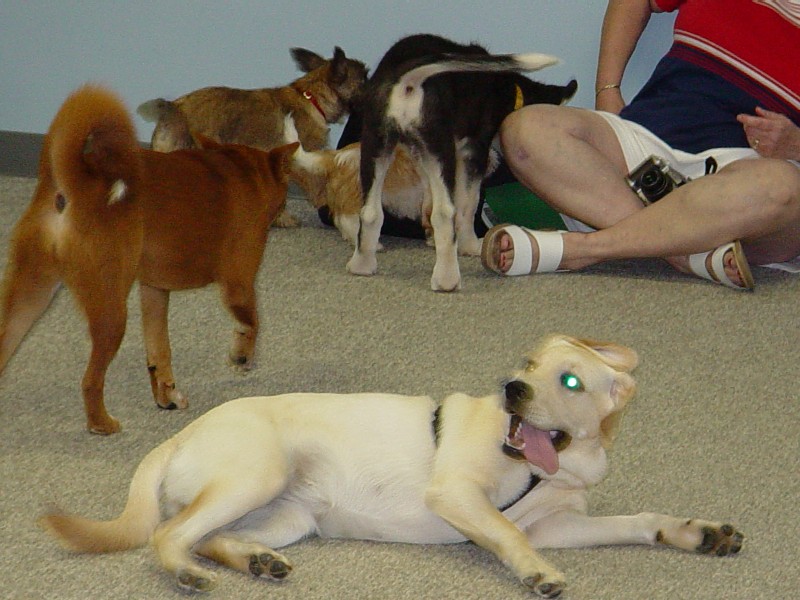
45;84;141;212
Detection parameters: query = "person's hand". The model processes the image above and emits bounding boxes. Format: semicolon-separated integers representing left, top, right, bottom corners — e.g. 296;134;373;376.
595;87;625;113
737;107;800;160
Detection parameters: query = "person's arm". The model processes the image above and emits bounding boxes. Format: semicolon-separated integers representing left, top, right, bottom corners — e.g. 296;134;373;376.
738;108;800;161
594;0;663;113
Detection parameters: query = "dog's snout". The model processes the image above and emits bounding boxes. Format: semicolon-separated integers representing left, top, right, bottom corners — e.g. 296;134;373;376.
503;379;532;411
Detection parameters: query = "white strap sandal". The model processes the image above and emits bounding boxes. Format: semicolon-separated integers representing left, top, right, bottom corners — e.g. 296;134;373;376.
687;241;754;290
481;224;565;276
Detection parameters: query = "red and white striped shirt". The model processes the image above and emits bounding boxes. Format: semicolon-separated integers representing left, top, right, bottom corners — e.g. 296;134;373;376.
654;0;800;115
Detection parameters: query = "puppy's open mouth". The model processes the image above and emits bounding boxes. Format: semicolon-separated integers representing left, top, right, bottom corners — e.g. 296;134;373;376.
503;414;571;475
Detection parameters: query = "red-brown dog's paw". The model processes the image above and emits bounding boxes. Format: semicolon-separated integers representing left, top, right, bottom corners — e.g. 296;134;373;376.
155;382;188;410
87;414;121;435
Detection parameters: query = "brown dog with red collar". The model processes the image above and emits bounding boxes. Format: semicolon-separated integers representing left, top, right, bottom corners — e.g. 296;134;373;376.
137;47;367;227
0;85;298;435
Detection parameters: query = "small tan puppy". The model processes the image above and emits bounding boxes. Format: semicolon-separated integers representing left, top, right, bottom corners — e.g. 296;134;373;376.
40;334;743;596
138;47;368;227
0;85;298;434
286;115;432;246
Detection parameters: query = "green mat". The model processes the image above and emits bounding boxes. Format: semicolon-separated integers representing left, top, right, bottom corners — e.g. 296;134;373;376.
484;182;565;230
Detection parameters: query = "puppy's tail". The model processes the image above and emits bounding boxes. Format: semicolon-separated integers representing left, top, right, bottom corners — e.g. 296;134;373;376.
398;52;559;90
47;85;141;206
38;440;176;554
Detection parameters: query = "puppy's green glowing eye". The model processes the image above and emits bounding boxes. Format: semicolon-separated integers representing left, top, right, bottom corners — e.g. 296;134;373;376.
560;372;583;391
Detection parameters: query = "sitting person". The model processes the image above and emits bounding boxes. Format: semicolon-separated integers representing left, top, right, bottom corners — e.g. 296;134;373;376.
482;0;800;289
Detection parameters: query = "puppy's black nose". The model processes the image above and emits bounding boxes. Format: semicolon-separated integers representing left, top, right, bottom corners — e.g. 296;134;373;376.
504;380;532;411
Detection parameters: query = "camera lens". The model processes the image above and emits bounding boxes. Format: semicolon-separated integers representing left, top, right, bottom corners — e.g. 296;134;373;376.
640;167;669;200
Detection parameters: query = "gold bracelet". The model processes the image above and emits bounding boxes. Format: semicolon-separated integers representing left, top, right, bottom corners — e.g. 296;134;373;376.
595;83;620;96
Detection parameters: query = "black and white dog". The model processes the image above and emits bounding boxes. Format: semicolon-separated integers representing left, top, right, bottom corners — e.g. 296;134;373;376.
346;34;577;291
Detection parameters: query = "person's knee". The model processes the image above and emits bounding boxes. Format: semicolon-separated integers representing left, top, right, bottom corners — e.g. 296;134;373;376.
753;160;800;218
500;105;562;166
724;159;800;215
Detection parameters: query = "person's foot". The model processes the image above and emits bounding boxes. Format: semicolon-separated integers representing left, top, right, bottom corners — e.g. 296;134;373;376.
668;241;754;290
668;252;741;286
481;225;567;276
493;229;516;273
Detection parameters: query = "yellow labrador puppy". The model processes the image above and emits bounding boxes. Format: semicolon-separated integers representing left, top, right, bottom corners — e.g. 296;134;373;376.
39;334;743;597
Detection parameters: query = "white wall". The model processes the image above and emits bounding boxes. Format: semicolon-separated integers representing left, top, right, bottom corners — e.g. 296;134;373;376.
0;1;675;141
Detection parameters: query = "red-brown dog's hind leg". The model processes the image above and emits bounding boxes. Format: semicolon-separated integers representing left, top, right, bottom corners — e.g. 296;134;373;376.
220;279;259;372
0;220;61;373
79;303;128;435
139;284;187;411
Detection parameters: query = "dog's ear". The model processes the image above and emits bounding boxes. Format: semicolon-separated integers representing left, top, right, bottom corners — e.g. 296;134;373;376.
600;371;637;449
329;47;351;85
565;336;639;373
290;48;326;73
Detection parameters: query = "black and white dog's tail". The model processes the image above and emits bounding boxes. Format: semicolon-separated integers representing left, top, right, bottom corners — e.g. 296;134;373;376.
398;53;559;90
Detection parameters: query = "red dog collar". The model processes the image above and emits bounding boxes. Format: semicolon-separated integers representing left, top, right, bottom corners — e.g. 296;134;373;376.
302;90;327;121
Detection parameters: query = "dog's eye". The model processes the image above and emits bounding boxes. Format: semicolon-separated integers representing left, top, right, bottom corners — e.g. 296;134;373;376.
560;372;583;392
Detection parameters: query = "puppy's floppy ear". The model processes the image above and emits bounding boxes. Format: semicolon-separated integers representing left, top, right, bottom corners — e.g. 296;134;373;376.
567;336;639;373
601;371;636;449
569;335;639;408
290;47;326;73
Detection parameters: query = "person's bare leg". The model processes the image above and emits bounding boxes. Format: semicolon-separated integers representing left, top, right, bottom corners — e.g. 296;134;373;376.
559;159;800;267
500;105;641;228
496;105;800;281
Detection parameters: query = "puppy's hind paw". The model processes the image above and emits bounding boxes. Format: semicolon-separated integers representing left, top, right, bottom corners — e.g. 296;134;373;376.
696;524;744;556
249;552;293;581
522;573;566;598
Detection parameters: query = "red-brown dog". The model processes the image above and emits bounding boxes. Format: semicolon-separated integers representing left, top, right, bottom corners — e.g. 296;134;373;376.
0;85;298;435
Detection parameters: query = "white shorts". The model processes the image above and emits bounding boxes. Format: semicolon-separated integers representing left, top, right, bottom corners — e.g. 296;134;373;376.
560;111;800;272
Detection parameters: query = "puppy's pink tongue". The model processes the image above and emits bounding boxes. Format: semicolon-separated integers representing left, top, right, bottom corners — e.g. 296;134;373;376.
520;422;559;474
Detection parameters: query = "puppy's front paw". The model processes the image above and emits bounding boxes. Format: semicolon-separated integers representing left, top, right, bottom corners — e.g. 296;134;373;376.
176;566;218;593
522;571;566;598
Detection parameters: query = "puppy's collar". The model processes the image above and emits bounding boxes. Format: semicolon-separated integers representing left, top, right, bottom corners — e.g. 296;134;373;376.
499;473;541;513
302;90;327;121
513;84;524;111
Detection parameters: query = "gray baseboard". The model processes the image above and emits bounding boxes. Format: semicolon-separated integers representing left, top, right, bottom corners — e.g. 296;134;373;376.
0;133;305;200
0;130;42;178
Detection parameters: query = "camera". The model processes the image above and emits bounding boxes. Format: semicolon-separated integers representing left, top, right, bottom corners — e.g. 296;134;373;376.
625;155;689;204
